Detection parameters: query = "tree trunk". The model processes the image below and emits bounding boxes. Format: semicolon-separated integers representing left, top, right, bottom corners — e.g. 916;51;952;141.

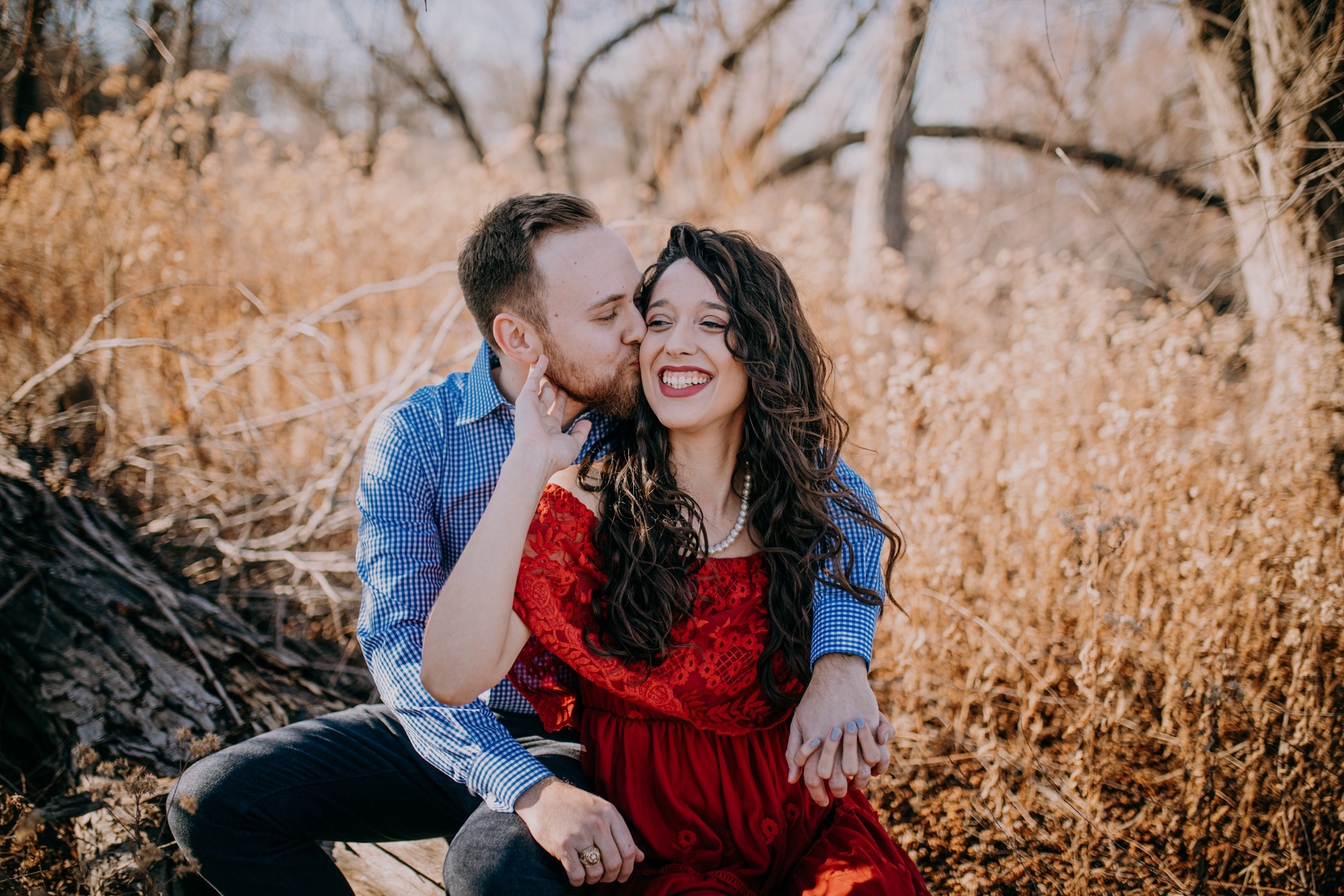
1180;1;1343;326
0;456;371;888
847;0;929;292
6;0;50;174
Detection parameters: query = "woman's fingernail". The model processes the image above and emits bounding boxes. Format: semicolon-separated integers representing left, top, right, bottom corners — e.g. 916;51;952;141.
846;721;858;734
809;738;822;748
855;718;866;728
830;727;842;741
880;730;891;743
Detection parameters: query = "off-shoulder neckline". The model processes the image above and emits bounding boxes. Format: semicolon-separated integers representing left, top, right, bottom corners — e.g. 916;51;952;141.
542;482;764;565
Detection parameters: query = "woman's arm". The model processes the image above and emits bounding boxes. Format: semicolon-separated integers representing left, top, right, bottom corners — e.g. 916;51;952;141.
421;358;592;705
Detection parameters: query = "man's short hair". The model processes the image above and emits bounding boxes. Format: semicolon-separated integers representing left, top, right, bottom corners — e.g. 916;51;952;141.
458;193;603;351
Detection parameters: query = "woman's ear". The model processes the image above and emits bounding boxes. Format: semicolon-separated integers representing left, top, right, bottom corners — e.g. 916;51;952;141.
493;313;543;365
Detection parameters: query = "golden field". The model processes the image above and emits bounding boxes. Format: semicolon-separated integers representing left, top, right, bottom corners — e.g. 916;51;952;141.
2;76;1342;894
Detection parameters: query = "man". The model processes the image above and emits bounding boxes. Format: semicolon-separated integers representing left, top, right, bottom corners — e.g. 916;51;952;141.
169;194;894;895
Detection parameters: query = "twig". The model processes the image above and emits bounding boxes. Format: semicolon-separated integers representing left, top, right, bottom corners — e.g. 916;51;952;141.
1055;147;1165;293
224;296;468;553
919;588;1046;687
218;383;387;435
0;570;37;612
5;281;232;408
190;261;458;412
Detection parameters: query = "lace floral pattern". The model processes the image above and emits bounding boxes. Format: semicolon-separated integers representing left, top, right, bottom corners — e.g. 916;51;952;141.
510;485;798;734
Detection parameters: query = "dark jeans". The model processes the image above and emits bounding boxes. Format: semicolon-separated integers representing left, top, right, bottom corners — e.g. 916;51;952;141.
167;704;586;896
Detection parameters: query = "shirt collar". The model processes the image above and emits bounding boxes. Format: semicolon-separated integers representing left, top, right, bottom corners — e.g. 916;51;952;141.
457;341;511;425
455;340;618;441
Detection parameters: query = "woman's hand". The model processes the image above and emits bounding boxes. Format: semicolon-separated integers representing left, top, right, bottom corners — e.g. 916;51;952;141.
510;356;592;480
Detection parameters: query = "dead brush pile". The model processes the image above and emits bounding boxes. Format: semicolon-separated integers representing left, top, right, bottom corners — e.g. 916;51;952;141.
3;89;1343;894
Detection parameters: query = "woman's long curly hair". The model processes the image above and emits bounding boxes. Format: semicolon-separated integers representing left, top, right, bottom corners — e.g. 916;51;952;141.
578;224;903;706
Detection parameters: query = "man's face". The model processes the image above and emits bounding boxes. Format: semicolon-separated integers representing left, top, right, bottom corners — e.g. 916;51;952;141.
531;225;645;418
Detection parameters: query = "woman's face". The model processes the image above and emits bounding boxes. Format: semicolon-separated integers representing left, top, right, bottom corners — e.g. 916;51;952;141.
640;259;749;435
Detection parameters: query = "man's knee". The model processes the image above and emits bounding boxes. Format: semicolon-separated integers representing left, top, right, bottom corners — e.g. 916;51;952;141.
444;808;542;894
444;757;589;895
167;745;258;857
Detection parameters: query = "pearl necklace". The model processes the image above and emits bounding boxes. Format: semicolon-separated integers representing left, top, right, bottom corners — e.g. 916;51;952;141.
705;472;752;556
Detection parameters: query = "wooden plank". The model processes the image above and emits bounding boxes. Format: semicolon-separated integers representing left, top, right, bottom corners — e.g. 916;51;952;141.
333;839;448;896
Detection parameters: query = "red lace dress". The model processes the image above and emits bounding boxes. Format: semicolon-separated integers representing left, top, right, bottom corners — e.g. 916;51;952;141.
508;485;930;895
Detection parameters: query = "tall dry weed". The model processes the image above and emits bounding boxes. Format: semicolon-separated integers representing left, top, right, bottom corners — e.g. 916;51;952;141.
787;215;1344;892
2;87;1341;894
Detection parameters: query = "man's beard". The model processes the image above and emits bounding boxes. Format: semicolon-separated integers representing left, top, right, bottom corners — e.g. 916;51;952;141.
542;338;641;420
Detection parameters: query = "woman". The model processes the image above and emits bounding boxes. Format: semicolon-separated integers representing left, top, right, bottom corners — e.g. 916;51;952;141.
423;225;929;894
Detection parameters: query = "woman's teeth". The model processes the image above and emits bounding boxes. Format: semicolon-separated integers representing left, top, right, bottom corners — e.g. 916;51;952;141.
661;371;710;389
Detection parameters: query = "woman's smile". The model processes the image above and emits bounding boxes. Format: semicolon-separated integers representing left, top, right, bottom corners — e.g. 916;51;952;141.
657;365;714;397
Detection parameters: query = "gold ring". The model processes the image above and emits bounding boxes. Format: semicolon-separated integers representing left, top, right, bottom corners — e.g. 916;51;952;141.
579;846;602;867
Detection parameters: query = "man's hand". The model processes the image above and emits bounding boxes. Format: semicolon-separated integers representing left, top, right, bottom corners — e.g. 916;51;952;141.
514;776;644;886
786;653;896;807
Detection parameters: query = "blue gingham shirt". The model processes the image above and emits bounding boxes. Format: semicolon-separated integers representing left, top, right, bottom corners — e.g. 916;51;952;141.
356;342;887;812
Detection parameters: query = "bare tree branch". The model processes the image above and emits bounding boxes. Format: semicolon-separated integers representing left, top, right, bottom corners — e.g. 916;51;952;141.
648;0;798;198
392;0;485;163
332;0;486;164
761;123;1229;210
560;1;678;191
739;0;877;163
532;0;563;171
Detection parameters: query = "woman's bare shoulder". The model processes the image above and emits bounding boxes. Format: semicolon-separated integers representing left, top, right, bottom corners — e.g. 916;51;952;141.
547;463;603;515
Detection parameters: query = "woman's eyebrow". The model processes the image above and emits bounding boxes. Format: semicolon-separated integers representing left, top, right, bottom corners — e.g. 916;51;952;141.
645;299;728;312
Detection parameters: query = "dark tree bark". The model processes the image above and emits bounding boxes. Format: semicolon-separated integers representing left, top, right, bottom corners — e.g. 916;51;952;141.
848;0;928;289
531;0;562;172
0;465;364;784
6;0;51;174
138;0;171;86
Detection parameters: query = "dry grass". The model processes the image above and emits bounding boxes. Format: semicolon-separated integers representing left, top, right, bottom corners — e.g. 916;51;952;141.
2;80;1342;894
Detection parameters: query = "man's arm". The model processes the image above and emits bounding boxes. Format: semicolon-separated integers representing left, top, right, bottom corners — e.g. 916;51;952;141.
788;458;896;805
356;409;552;810
358;396;641;886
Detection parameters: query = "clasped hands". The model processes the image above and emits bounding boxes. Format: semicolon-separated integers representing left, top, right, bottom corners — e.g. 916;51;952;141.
787;652;896;807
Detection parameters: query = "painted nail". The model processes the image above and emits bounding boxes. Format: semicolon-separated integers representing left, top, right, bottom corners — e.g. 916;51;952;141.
855;718;866;728
830;727;842;741
809;738;822;748
846;721;858;734
880;730;891;744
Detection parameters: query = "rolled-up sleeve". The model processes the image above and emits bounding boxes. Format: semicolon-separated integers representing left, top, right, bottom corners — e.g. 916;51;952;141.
809;459;888;668
356;410;550;812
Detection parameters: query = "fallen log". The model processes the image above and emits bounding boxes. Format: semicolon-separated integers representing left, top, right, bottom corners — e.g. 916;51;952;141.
0;450;367;892
0;468;359;775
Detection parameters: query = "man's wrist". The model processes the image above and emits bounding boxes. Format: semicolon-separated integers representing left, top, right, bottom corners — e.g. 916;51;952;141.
811;651;868;677
514;773;559;814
